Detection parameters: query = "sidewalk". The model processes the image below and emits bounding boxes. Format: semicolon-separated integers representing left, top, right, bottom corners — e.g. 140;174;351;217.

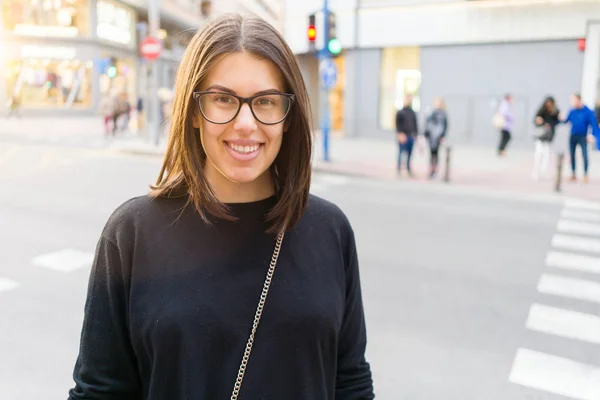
2;116;599;201
312;135;600;201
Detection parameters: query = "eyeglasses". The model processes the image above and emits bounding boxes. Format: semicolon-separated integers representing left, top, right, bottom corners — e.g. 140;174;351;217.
192;91;295;125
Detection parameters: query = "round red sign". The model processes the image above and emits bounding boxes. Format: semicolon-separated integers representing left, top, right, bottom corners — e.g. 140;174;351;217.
140;36;162;61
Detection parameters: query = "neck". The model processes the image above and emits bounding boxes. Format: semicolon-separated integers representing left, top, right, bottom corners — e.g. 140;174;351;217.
205;166;274;204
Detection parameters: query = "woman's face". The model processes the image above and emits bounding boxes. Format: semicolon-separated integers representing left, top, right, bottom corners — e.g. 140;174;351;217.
193;51;287;189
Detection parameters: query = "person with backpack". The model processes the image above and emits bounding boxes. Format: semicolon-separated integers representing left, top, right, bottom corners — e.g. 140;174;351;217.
424;97;448;179
532;96;560;180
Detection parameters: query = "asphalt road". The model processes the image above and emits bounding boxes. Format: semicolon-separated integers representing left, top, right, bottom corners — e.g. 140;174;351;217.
1;134;600;400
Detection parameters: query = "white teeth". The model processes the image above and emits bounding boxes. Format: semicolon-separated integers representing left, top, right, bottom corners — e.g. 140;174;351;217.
229;143;260;154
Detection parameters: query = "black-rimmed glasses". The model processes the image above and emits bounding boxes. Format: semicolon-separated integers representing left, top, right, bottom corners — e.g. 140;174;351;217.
192;91;295;125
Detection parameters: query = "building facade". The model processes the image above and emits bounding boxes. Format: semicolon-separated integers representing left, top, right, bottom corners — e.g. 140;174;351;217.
0;0;284;116
285;0;600;148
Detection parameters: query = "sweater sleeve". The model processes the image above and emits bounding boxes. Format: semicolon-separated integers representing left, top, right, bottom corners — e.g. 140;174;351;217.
68;236;141;399
335;228;374;399
395;110;404;133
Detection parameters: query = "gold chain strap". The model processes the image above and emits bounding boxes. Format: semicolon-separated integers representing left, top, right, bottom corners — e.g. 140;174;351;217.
230;232;285;400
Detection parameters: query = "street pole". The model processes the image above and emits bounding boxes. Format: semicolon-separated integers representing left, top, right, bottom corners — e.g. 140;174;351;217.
555;153;564;192
148;0;162;146
320;0;331;162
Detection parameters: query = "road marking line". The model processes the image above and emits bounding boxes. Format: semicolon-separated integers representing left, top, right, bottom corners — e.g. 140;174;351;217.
32;249;94;273
565;198;600;211
552;234;600;254
562;209;600;222
526;303;600;344
310;183;327;192
509;348;600;400
546;251;600;274
0;278;20;293
538;273;600;304
557;220;600;236
318;174;349;186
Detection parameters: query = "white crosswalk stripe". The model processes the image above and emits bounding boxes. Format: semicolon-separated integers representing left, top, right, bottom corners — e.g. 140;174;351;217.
565;198;600;211
561;209;600;222
557;220;600;236
525;303;600;345
509;348;600;400
537;273;600;304
0;277;20;293
551;234;600;254
32;249;94;273
509;200;600;398
546;251;600;274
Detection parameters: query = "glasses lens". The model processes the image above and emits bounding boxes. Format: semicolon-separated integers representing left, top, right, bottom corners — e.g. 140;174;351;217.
199;93;240;123
252;94;291;124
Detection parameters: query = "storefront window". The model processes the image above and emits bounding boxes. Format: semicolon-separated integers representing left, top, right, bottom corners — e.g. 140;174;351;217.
5;58;92;108
2;0;91;37
96;0;135;47
379;47;421;131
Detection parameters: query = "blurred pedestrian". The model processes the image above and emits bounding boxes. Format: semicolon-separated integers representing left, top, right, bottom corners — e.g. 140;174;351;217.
595;99;600;125
395;94;418;177
113;92;131;134
67;14;374;400
99;94;116;135
494;94;514;156
424;97;448;179
561;93;600;183
532;96;560;180
7;94;21;118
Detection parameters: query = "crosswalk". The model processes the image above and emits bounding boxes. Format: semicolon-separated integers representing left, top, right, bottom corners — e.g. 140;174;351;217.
509;198;600;400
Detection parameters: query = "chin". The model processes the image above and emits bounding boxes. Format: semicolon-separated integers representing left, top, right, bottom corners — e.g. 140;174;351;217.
223;166;266;184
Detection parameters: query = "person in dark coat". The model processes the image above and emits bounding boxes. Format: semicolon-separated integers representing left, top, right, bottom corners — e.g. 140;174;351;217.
395;94;418;176
532;96;560;180
424;97;448;179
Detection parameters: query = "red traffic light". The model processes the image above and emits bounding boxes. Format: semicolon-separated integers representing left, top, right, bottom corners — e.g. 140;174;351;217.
308;25;317;41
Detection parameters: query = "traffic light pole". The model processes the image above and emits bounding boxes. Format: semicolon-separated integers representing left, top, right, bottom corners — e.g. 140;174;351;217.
319;0;331;162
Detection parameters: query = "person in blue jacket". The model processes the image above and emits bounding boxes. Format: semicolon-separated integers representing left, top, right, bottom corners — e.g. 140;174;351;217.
562;93;600;183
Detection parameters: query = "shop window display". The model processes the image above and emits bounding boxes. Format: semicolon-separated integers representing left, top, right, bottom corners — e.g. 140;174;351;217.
5;59;92;108
2;0;91;37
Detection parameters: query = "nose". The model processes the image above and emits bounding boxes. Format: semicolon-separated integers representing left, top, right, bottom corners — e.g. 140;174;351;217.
233;103;257;133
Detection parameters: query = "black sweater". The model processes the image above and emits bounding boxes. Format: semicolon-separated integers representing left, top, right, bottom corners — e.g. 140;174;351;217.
68;194;374;400
395;106;418;137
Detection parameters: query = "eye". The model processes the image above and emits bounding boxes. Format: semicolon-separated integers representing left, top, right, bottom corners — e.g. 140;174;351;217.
214;95;235;104
257;98;274;105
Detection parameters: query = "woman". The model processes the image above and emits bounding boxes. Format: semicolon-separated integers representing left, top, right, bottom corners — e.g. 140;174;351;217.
496;94;514;156
424;97;448;178
532;96;560;180
68;14;374;400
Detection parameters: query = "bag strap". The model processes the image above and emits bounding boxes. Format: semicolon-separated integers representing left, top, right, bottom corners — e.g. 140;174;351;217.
230;232;285;400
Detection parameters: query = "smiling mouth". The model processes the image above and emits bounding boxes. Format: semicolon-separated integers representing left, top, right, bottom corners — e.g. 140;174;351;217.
226;142;262;154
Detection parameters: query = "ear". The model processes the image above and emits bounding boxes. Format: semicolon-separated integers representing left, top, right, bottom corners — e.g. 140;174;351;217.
192;109;200;129
283;117;290;132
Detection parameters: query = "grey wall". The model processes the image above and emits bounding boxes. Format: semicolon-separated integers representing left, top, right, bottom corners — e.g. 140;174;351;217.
420;40;584;148
344;48;382;138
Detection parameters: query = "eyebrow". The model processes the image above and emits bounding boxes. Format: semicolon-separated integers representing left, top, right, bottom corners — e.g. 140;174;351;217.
205;84;282;96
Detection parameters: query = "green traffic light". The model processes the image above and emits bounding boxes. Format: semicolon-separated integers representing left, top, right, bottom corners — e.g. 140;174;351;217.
328;38;342;55
107;66;117;78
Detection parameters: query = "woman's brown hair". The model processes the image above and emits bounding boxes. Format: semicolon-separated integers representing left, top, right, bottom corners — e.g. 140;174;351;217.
150;14;313;234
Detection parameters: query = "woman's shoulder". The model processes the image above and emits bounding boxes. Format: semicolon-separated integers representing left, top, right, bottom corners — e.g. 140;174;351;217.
302;194;353;233
101;194;186;245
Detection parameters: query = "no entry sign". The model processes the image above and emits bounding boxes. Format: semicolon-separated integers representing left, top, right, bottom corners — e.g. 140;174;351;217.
140;36;162;61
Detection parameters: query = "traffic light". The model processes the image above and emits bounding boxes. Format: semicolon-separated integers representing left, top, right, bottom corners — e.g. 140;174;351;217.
327;12;342;57
308;13;316;45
